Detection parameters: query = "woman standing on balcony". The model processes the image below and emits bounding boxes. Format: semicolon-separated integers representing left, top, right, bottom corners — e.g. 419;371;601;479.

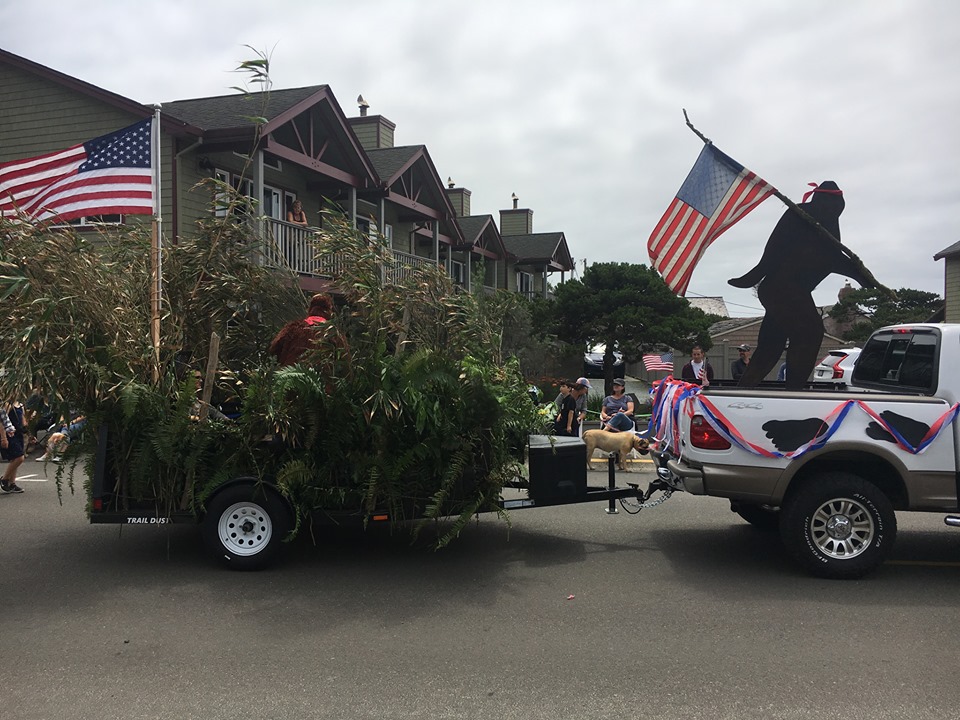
287;199;308;226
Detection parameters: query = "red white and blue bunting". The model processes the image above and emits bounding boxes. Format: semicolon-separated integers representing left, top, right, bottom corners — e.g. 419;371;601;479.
647;378;960;460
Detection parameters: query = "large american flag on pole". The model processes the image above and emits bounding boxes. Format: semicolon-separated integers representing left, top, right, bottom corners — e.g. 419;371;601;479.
648;144;775;296
0;118;153;223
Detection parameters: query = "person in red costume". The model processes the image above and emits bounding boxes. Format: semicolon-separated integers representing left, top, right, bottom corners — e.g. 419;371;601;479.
268;293;335;366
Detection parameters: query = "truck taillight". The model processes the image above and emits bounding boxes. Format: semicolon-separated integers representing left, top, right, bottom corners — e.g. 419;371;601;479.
690;415;731;450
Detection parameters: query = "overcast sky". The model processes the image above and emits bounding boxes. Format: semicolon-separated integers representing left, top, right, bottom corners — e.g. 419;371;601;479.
3;0;957;317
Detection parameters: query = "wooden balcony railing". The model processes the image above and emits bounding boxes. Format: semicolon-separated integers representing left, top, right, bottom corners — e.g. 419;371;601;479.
261;218;440;284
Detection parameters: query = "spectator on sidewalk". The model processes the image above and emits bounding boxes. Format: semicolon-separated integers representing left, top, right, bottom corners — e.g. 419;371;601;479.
600;379;635;433
575;376;592;436
1;401;27;493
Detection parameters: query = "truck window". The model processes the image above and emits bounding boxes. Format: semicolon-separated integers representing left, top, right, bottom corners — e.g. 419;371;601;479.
853;330;938;393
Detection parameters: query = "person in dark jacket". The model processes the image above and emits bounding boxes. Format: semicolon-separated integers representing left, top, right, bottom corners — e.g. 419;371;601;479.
730;344;751;381
681;346;714;386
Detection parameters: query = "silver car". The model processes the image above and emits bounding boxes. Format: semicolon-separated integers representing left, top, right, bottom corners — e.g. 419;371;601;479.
813;347;861;384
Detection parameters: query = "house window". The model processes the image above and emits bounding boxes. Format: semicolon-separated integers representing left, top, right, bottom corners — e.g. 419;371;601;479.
262;185;282;220
451;260;466;285
214;169;230;217
57;214;124;228
517;271;534;297
383;224;393;244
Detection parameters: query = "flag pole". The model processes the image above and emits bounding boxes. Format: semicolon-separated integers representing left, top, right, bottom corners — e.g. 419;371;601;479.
681;110;895;300
150;104;162;383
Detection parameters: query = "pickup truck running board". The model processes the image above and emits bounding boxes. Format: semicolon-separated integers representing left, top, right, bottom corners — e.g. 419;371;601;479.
945;516;960;528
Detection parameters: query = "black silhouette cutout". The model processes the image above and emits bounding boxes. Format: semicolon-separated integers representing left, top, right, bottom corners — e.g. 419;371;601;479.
762;418;828;452
864;410;931;448
729;182;874;390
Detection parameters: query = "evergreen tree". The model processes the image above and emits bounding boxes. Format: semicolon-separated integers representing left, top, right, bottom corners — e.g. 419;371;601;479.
549;263;712;392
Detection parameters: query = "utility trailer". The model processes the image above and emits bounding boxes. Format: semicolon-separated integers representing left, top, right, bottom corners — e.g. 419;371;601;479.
88;431;676;570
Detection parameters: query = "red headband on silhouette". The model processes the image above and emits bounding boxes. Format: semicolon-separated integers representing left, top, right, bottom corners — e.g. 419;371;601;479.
802;182;844;203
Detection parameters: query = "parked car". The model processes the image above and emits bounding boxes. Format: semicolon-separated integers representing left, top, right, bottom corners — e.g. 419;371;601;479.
812;347;861;384
583;344;625;378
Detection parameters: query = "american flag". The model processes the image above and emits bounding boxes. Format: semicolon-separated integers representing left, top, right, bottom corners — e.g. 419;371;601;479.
643;352;674;372
0;118;154;223
648;144;775;295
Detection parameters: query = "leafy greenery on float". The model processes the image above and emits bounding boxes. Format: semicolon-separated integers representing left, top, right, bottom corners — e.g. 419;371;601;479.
0;203;538;547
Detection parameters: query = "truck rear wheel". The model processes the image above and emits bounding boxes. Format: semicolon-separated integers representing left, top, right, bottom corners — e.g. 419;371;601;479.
202;481;292;570
780;472;896;579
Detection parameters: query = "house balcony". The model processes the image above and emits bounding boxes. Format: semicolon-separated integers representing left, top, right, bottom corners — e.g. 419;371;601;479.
260;217;440;286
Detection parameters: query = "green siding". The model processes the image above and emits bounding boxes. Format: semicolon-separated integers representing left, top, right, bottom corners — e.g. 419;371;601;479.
944;257;960;322
0;63;176;232
500;209;533;236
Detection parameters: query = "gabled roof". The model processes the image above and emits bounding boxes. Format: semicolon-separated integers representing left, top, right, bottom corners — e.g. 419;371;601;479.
0;48;200;137
709;317;761;336
688;297;729;317
164;85;378;189
367;145;464;245
709;316;844;345
456;215;507;258
502;232;574;271
366;146;422;183
934;240;960;260
163;85;326;134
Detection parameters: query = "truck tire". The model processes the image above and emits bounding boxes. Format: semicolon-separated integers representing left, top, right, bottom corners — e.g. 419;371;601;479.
202;482;292;570
780;472;896;579
731;502;780;532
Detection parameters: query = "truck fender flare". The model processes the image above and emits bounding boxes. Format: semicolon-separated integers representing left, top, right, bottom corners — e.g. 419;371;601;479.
772;441;911;505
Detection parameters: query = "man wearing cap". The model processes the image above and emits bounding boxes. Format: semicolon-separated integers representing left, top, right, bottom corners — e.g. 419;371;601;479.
575;377;591;436
731;344;751;382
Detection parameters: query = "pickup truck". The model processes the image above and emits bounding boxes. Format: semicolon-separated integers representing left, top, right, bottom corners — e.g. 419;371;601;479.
650;323;960;578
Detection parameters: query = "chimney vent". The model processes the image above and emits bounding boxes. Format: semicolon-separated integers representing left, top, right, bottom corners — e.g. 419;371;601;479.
448;177;455;189
511;192;518;209
357;94;369;117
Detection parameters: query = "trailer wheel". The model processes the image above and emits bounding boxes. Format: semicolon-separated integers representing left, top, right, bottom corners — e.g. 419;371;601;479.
780;472;896;579
202;482;292;570
731;502;780;532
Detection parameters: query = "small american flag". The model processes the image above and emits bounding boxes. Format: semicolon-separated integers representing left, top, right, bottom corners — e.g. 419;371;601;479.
648;144;775;296
0;118;153;223
643;352;674;372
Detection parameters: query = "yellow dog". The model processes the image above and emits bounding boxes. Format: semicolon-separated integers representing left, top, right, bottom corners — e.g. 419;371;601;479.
583;429;649;471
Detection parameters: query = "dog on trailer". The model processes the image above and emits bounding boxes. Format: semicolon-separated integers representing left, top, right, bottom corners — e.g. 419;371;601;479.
583;429;648;471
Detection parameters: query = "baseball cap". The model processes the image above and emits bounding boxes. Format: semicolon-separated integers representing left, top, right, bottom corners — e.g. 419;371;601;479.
736;344;751;351
612;378;626;386
575;376;592;389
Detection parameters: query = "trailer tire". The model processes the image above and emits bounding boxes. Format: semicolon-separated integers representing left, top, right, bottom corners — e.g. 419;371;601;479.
202;482;292;570
731;502;780;532
780;472;896;579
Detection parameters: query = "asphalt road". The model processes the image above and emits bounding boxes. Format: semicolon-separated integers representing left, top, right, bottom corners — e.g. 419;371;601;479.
2;457;959;720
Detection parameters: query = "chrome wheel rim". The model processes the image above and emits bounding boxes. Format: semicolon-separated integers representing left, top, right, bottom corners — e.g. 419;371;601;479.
218;501;273;557
809;497;875;560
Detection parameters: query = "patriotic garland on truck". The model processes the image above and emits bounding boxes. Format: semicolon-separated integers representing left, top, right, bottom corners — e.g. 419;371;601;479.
647;378;960;459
